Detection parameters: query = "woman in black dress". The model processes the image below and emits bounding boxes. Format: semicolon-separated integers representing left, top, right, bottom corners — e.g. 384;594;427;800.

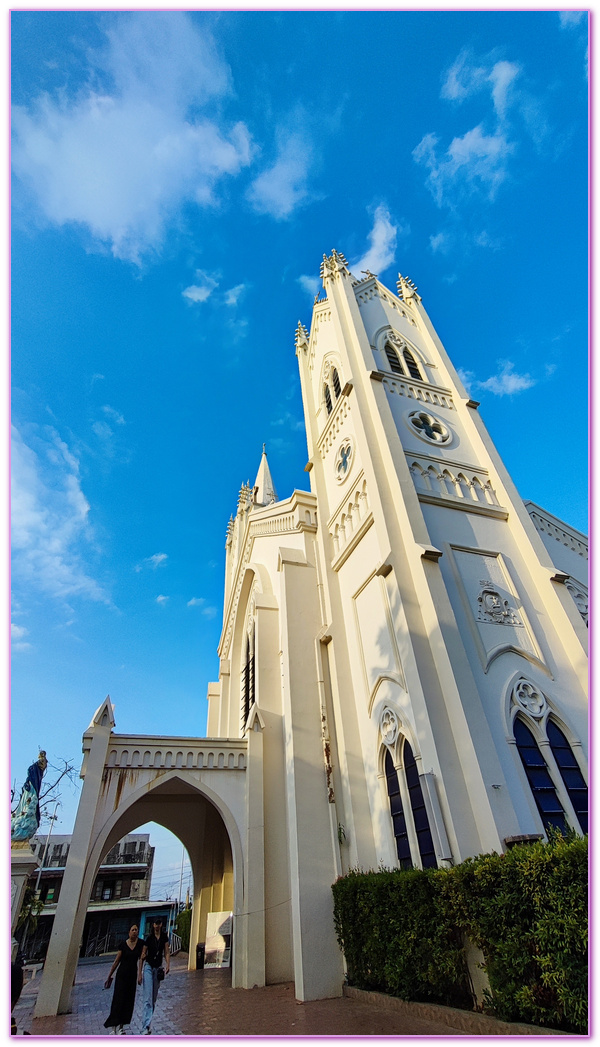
103;924;144;1034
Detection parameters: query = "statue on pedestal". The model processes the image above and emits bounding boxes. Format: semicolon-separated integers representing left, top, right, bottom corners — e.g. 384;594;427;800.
11;751;48;843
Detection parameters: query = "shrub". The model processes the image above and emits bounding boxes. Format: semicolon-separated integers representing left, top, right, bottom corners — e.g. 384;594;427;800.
332;866;473;1009
332;833;587;1033
175;907;191;951
446;832;587;1032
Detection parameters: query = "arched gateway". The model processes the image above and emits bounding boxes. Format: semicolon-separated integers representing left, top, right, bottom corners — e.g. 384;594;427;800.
34;698;267;1017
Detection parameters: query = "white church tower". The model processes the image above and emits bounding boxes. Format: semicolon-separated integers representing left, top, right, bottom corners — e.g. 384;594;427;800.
35;251;587;1016
208;249;587;996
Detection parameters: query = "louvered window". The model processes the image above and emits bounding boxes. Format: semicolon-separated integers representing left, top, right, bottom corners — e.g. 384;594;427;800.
385;344;404;375
403;348;422;380
241;633;255;729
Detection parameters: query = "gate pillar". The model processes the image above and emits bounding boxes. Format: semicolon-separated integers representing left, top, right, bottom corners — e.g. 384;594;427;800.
35;699;114;1017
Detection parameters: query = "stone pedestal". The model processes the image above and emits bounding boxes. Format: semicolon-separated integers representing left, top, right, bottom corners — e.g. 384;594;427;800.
11;841;41;961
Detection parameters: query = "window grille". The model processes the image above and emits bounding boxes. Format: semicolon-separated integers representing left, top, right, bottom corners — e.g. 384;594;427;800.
332;368;341;399
324;384;333;414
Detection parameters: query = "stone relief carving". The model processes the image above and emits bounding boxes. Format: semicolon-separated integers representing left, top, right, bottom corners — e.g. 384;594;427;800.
448;548;543;671
380;708;399;746
512;678;547;718
476;581;523;627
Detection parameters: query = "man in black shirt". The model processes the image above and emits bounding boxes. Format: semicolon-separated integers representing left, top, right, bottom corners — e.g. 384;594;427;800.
138;917;170;1034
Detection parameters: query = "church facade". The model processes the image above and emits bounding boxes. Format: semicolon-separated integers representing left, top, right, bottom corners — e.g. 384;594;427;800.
34;252;588;1015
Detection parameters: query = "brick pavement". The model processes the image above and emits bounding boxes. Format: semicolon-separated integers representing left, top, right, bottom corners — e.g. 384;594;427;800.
13;951;471;1038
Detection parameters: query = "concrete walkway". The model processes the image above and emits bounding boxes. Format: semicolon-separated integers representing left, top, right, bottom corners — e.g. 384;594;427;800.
13;951;471;1038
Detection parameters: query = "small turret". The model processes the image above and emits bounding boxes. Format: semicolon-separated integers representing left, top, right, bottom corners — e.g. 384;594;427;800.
253;445;278;507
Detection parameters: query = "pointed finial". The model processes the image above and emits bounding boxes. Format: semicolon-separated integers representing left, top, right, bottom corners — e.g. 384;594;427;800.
263;442;266;454
295;321;310;353
397;273;421;302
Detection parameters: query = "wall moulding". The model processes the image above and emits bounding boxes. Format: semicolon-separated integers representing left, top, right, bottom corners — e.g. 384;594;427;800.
444;544;550;677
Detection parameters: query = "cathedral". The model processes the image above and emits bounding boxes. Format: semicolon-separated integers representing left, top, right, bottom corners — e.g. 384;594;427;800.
34;252;588;1015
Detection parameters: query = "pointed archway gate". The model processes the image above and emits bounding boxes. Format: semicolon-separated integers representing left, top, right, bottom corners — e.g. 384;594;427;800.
35;698;266;1017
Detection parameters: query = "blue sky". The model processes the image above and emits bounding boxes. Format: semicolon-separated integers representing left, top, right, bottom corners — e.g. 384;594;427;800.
10;10;588;895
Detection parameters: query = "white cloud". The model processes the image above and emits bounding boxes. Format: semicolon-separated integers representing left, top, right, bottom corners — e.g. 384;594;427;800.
11;12;252;263
155;594;169;605
11;424;109;604
471;360;536;397
352;205;404;276
272;411;305;432
488;60;520;120
102;405;125;425
247;129;313;220
559;11;585;27
429;231;451;254
418;48;550;212
135;552;168;572
413;126;514;207
11;623;32;651
224;284;246;307
187;597;217;618
182;271;219;304
441;50;520;120
441;50;489;102
297;274;320;298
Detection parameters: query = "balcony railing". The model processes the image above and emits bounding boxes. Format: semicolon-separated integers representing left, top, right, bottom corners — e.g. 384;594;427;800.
101;851;150;865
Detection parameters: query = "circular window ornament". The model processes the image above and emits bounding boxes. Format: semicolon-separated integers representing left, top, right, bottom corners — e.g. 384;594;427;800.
407;410;450;445
512;679;547;719
335;438;354;483
380;708;399;747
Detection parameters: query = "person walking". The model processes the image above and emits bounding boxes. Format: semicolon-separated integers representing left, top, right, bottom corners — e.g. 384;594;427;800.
138;917;170;1035
103;924;144;1034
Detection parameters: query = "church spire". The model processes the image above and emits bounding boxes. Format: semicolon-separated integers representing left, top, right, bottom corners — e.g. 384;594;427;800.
253;444;278;507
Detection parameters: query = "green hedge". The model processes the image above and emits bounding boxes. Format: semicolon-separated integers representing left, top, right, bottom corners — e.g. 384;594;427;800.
175;908;191;951
332;866;473;1009
332;833;587;1033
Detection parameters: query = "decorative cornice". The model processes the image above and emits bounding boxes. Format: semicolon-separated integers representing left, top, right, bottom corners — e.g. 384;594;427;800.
371;371;455;410
524;502;588;559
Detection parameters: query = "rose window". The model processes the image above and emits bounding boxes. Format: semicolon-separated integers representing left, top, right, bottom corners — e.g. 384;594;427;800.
335;441;353;482
409;411;450;444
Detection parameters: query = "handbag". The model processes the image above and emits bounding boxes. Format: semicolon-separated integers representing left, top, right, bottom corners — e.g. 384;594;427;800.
157;967;165;982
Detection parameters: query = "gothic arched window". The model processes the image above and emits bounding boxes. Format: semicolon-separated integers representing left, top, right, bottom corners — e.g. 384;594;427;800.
385;749;412;869
403;741;437;869
513;718;567;833
385;344;405;375
403;348;422;380
385;742;437;870
546;721;588;832
241;630;255;730
324;384;333;415
332;367;342;399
